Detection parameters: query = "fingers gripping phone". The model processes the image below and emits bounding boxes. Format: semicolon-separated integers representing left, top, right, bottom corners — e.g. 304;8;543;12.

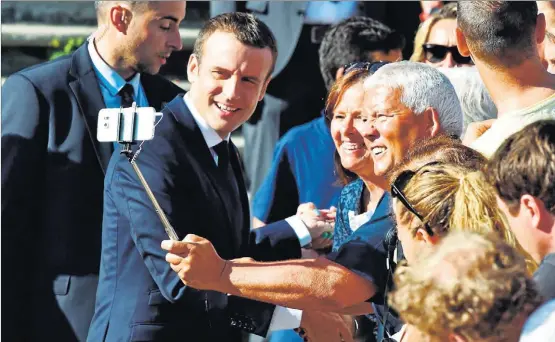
97;106;162;142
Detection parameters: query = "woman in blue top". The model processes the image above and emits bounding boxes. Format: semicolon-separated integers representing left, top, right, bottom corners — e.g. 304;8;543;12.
326;63;390;253
324;62;402;340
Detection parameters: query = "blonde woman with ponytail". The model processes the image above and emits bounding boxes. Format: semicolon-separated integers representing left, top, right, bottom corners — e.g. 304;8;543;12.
391;162;535;272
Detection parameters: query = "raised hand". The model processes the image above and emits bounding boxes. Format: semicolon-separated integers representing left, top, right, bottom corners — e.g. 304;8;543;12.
162;234;227;291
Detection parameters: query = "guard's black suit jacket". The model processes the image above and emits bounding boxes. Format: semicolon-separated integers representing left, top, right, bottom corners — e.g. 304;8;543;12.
1;42;183;341
88;95;302;341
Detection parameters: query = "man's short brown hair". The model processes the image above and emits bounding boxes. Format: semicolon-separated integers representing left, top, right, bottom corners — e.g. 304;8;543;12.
488;120;555;215
457;1;539;67
192;12;277;79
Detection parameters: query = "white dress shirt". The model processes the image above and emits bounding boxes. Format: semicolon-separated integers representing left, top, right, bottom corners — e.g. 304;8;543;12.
183;94;304;331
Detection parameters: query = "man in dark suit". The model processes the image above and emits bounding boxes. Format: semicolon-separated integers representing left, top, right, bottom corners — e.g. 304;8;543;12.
1;2;186;341
88;12;332;342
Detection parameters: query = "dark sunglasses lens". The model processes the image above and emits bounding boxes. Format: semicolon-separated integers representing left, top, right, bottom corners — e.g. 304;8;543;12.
424;45;447;63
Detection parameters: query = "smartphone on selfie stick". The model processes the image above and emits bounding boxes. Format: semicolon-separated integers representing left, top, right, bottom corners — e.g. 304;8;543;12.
97;103;179;241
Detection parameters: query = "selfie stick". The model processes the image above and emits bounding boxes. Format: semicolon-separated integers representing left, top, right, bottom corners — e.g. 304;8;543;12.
117;103;180;241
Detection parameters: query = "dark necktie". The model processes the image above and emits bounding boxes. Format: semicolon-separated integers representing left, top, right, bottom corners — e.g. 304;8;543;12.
118;83;135;108
213;141;230;170
212;140;242;235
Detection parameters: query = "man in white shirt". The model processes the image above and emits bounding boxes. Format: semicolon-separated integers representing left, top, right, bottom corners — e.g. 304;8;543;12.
456;1;555;157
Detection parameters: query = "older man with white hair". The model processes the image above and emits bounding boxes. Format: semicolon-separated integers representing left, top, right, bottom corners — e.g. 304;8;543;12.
361;61;463;177
160;61;464;341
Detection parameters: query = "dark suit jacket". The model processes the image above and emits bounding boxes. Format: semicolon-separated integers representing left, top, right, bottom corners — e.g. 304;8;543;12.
88;95;302;342
1;42;183;341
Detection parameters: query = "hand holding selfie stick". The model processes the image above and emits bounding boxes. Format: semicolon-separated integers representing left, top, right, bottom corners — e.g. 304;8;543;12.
118;102;180;241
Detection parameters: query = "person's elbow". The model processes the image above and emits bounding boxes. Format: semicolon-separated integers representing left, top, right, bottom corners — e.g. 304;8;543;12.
313;258;377;310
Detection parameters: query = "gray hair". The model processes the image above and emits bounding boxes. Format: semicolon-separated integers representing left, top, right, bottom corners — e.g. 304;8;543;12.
363;61;463;138
438;66;497;134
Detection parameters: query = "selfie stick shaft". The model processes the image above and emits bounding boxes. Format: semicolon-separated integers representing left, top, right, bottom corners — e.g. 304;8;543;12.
118;103;179;241
128;159;180;241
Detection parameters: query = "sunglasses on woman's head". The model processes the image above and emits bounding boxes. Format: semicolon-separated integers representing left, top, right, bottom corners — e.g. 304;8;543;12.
422;44;473;65
390;162;442;236
343;61;390;74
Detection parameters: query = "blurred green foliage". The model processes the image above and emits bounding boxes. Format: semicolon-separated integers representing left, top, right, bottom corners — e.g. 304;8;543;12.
49;37;85;60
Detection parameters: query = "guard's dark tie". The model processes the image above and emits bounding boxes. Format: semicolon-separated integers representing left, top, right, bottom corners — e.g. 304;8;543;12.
118;83;135;108
213;141;230;171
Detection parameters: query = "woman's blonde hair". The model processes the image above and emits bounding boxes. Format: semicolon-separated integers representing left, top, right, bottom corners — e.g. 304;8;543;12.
410;3;458;62
392;162;537;272
390;231;542;342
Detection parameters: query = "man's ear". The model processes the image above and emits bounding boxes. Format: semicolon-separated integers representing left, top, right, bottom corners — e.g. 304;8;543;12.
520;194;545;231
187;54;199;84
456;27;471;57
415;227;440;246
423;107;441;137
110;5;132;33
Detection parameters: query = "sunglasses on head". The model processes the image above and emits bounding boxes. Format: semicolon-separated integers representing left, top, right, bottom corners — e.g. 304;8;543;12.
422;44;473;65
390;162;442;236
343;61;390;74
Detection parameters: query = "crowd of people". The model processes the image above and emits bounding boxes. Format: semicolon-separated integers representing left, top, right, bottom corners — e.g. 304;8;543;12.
2;1;555;342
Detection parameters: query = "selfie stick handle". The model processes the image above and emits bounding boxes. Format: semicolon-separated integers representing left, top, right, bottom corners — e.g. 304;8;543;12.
118;104;180;241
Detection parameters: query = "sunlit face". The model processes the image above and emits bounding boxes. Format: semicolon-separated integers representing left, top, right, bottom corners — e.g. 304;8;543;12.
537;2;555;73
187;31;273;138
330;82;375;178
543;31;555;74
361;86;432;177
124;1;186;75
424;19;463;68
394;205;432;264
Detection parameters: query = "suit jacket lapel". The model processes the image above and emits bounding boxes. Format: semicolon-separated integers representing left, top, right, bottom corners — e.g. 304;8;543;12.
164;96;241;250
349;192;393;242
68;42;112;173
229;142;250;248
165;95;220;173
370;192;392;223
141;73;165;111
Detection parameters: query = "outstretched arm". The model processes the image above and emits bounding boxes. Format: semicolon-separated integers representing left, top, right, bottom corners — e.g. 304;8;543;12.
163;235;376;313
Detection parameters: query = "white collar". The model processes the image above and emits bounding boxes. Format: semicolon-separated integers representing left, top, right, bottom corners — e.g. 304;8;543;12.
183;93;230;149
88;39;141;97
